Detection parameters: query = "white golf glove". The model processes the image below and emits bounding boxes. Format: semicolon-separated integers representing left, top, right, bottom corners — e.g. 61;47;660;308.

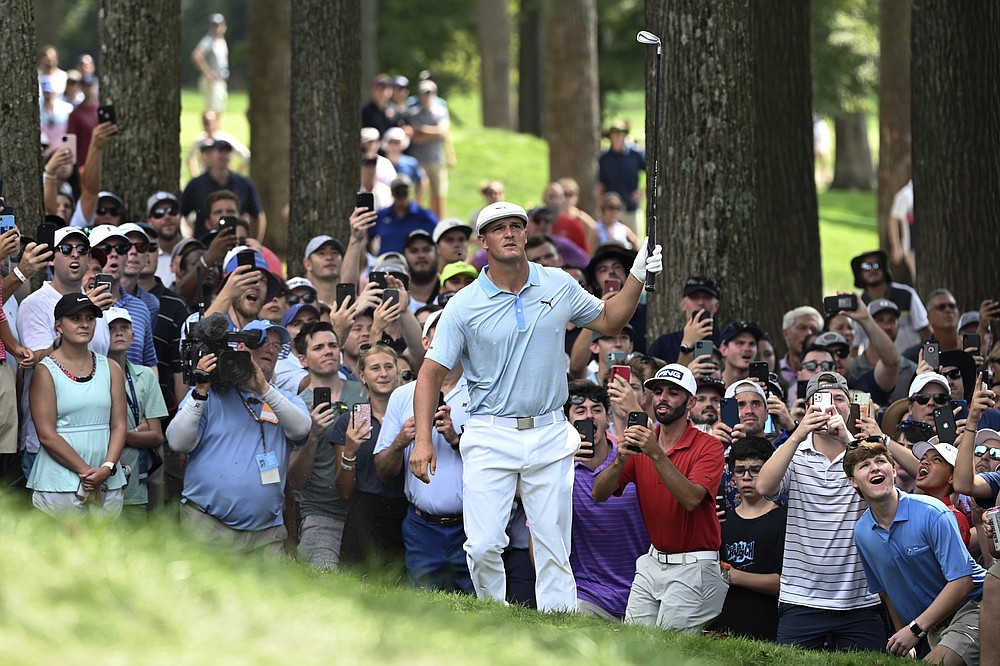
630;237;663;282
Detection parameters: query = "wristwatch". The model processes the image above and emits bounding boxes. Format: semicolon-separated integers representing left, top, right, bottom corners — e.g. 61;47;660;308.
101;461;118;476
191;389;209;401
679;342;694;354
908;620;926;639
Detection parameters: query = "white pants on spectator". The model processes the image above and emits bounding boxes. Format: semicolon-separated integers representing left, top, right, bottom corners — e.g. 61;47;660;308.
461;417;577;612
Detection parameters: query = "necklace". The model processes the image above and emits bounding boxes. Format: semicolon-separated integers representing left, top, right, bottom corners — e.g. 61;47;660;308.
50;352;96;382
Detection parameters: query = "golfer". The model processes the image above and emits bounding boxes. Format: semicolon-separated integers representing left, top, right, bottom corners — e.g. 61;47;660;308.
411;201;662;611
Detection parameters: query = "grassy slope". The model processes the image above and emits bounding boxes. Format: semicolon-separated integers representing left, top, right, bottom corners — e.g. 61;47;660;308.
0;496;905;665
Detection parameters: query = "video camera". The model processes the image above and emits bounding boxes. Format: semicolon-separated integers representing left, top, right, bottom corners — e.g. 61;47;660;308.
181;313;266;388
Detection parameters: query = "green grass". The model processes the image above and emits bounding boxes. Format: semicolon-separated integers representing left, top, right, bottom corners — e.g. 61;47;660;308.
183;88;877;294
0;494;904;665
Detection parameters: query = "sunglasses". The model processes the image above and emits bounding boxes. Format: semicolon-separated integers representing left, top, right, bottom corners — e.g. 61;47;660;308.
801;360;835;372
908;393;950;406
828;347;850;359
976;445;1000;461
98;242;131;256
941;368;963;380
897;419;934;434
859;262;881;271
95;206;121;216
846;435;888;451
932;302;958;311
150;206;178;219
400;370;415;381
129;240;151;253
731;465;762;477
287;292;317;305
56;243;90;256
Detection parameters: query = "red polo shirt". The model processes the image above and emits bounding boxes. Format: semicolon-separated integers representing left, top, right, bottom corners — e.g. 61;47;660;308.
616;421;723;553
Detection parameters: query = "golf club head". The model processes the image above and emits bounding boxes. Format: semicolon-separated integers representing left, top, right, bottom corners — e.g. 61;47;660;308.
636;30;661;45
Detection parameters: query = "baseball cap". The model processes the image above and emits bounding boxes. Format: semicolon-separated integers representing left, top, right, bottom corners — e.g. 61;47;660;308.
418;80;437;94
404;229;433;247
97;191;123;208
106;307;132;325
117;222;149;241
360;127;380;144
146;191;179;217
815;331;850;350
440;261;478;287
220;246;280;301
285;277;317;294
209;13;225;25
697;377;725;396
959;311;980;331
54;227;88;246
40;77;54;94
908;372;951;398
433;218;473;243
374;253;409;274
850;250;893;288
391;175;414;190
912;439;958;467
644;364;698;395
281;303;321;327
806;371;850;400
212;139;234;151
303;235;346;260
724;380;767;401
475;202;529;235
242;319;290;346
88;224;128;247
422;310;444;338
54;294;102;320
393;75;409;89
976;429;1000;447
591;324;634;343
683;276;721;300
382;126;409;152
527;206;553;222
720;320;764;345
169;238;204;263
868;299;900;317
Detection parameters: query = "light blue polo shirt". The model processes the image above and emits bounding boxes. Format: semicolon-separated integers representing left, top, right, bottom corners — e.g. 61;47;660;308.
427;263;603;417
854;490;985;624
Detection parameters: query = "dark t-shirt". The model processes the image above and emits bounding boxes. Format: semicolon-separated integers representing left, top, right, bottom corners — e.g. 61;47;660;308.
330;411;404;499
148;280;191;414
648;327;722;364
180;171;264;238
711;505;787;641
597;145;646;213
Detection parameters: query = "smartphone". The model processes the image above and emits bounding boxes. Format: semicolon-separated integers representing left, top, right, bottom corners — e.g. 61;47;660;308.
61;134;78;163
313;387;332;411
849;403;861;431
36;222;56;250
352;402;372;431
0;215;14;234
721;398;740;428
692;309;711;322
851;390;872;419
694;339;714;358
382;288;400;307
923;341;940;371
963;333;981;356
812;392;833;430
218;216;241;230
823;293;857;317
934;408;957;444
574;419;596;459
437;391;447;408
606;351;626;365
749;361;769;386
336;283;356;308
95;273;114;292
952;400;970;421
603;278;621;295
610;365;631;384
236;249;256;268
356;191;375;213
797;380;809;402
97;104;117;124
369;271;388;289
626;411;647;453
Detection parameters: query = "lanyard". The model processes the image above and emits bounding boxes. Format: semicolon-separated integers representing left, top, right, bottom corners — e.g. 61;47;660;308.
237;388;268;453
124;363;141;427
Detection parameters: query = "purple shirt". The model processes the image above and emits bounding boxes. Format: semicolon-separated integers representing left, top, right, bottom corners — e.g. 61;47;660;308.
571;439;650;617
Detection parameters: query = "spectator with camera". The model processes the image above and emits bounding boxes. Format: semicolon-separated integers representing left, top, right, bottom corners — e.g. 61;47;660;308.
166;315;310;555
848;299;918;402
648;276;722;365
850;250;929;353
719;321;763;386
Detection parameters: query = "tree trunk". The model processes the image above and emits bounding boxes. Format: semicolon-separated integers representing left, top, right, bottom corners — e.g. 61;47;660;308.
878;0;912;281
752;1;821;353
360;0;378;97
478;0;513;129
544;0;599;215
517;0;543;136
99;0;181;218
912;1;1000;308
248;0;291;255
645;0;759;333
0;0;44;223
829;112;874;190
289;0;361;279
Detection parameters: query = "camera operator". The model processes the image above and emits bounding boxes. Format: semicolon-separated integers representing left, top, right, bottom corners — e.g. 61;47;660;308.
166;315;310;555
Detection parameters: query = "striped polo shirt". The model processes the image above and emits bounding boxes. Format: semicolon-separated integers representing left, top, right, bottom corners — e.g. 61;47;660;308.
771;434;880;610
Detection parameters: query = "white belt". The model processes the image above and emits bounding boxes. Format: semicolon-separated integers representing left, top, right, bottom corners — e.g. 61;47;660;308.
649;546;718;565
468;410;565;430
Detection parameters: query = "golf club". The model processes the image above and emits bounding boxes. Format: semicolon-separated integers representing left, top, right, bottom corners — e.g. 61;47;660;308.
636;30;661;292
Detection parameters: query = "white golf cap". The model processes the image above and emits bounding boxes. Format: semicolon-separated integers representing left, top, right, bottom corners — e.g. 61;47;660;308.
724;380;767;401
643;363;698;395
285;277;316;293
433;217;473;243
912;439;958;467
475;202;529;235
422;310;444;339
908;372;951;398
146;191;179;217
88;224;128;247
106;307;133;325
117;222;149;241
54;227;88;246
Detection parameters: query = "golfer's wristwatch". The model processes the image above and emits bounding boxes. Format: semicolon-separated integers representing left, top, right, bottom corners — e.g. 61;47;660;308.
908;620;926;639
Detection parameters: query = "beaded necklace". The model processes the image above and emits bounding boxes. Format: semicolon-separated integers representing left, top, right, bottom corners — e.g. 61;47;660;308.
50;352;97;383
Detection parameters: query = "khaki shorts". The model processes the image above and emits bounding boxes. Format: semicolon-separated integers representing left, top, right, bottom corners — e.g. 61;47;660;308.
199;76;228;113
930;598;980;666
422;161;448;199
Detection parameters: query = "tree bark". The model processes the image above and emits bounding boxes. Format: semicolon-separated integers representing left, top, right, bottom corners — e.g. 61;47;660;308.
0;0;44;223
517;0;544;136
360;0;378;98
248;0;291;255
289;0;361;279
645;0;759;333
878;0;912;280
752;1;821;352
544;0;599;215
98;0;181;218
912;1;1000;308
829;112;875;190
478;0;513;129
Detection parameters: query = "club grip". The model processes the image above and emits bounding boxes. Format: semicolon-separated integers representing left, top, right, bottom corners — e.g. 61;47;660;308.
644;215;656;292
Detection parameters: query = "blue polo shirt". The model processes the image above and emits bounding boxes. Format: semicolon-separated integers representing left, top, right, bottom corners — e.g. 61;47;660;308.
115;291;158;367
854;490;985;624
427;262;604;417
371;202;438;254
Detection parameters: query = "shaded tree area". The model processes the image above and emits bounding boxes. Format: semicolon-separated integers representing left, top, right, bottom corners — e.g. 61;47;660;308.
645;0;760;334
517;0;544;136
753;1;821;350
0;0;44;222
99;0;181;216
912;1;1000;308
287;0;361;278
477;0;513;130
